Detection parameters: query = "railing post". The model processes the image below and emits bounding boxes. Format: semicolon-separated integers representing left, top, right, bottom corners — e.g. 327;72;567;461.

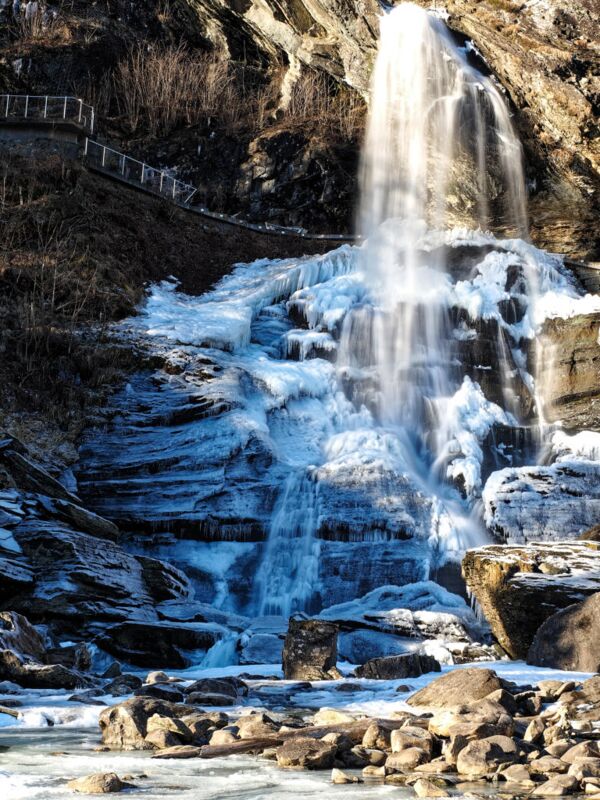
63;96;68;120
159;173;164;193
101;145;106;168
121;155;125;175
172;180;176;199
24;96;29;118
44;96;48;119
90;108;95;134
4;95;9;117
84;137;89;156
78;99;83;123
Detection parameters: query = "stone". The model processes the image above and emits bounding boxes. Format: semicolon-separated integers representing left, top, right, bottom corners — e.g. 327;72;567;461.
99;698;187;750
0;611;45;661
355;653;441;680
104;674;143;696
500;764;535;787
568;759;600;782
134;684;184;703
313;708;355;725
146;671;170;684
362;720;403;749
276;737;337;770
524;717;546;743
456;736;517;778
528;593;600;672
0;649;86;690
413;778;450;797
462;543;600;659
144;729;182;749
209;727;239;745
181;711;228;736
562;743;600;765
282;618;338;681
530;756;570;776
428;700;513;738
146;714;192;742
362;765;387;778
98;622;219;670
184;677;245;698
391;726;434;756
531;775;580;796
444;722;505;765
387;748;430;770
186;692;236;707
331;768;361;784
407;668;503;708
67;772;125;793
235;712;279;739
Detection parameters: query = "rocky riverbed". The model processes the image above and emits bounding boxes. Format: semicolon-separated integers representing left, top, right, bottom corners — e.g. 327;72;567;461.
2;661;599;798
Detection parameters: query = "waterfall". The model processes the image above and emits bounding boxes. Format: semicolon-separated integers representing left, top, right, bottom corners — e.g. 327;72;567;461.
252;3;536;614
254;472;321;617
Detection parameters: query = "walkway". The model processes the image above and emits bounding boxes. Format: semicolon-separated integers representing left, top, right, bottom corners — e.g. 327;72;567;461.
0;93;356;243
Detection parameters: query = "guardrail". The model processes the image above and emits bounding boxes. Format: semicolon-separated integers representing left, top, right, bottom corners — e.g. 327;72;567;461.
0;95;95;134
0;93;355;241
84;138;197;205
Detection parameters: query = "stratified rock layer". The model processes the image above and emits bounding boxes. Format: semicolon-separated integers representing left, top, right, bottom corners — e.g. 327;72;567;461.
462;542;600;659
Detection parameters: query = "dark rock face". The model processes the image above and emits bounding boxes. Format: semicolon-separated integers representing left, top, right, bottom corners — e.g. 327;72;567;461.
95;621;220;669
462;542;600;659
276;736;337;769
535;312;600;431
282;618;338;680
528;592;600;672
354;653;441;680
407;667;503;708
0;649;87;689
0;611;45;661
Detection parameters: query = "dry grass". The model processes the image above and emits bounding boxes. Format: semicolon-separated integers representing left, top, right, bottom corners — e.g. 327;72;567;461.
284;71;365;140
112;44;243;137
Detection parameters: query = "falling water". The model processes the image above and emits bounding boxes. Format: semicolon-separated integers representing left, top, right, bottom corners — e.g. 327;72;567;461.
256;3;535;612
342;1;530;459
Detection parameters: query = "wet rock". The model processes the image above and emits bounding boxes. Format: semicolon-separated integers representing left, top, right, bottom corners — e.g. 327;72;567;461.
413;777;450;797
500;763;535;788
146;671;170;684
355;653;441;680
456;735;517;777
99;697;187;750
47;643;92;673
0;649;86;690
0;611;45;661
282;618;338;681
97;621;220;669
462;542;600;658
186;692;235;707
388;747;430;770
184;677;246;698
331;767;361;783
104;674;143;696
236;712;279;739
531;775;580;796
407;668;503;708
67;772;126;793
276;736;337;769
528;592;600;672
134;684;184;703
136;556;193;603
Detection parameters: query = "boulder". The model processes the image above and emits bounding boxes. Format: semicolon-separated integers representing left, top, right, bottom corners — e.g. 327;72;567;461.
96;621;220;669
0;649;86;689
67;773;126;794
390;725;434;755
184;677;245;698
456;735;517;777
462;542;600;658
387;747;430;770
531;775;580;797
0;553;34;602
528;592;600;672
413;778;449;797
276;737;337;769
355;653;440;680
98;697;187;750
146;714;193;743
428;699;513;738
282;618;338;681
134;684;184;703
407;668;503;708
0;611;45;661
235;712;279;739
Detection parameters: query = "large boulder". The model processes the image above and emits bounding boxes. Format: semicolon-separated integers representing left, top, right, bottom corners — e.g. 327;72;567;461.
462;542;600;658
407;668;503;708
0;649;86;690
0;611;45;661
99;697;187;750
67;773;126;794
354;653;440;680
276;737;337;769
95;621;220;669
282;618;338;680
528;592;600;672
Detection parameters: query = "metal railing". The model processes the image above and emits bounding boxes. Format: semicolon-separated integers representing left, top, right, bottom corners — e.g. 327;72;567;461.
0;95;95;134
83;138;197;205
